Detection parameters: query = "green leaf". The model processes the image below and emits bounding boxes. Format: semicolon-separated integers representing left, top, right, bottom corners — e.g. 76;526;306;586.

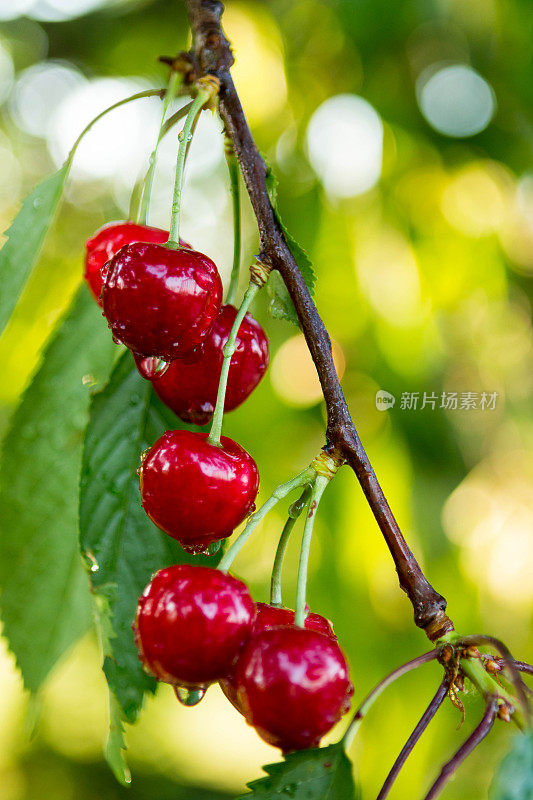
265;162;316;327
0;286;115;692
79;350;218;724
0;164;70;335
238;743;358;800
490;731;533;800
106;674;132;786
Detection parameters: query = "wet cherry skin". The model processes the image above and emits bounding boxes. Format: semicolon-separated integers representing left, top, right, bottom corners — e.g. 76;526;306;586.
133;565;256;688
84;221;172;304
148;304;269;425
140;430;259;553
102;243;222;360
234;627;353;752
220;603;337;713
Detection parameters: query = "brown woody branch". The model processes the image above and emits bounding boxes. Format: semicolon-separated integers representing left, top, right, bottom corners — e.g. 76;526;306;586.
184;0;453;638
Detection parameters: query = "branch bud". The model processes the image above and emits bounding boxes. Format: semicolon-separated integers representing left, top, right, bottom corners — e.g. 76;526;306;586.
250;257;272;287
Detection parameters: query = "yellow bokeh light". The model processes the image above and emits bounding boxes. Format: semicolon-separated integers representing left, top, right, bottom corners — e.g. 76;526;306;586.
270;333;345;407
443;448;533;606
222;6;287;125
355;228;426;327
441;161;511;237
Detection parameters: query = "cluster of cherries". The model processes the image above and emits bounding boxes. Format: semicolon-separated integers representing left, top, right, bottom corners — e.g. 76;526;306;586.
85;221;266;554
134;564;353;752
83;221;353;751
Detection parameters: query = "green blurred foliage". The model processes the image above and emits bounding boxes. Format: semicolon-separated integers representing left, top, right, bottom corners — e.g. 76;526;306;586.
0;0;532;798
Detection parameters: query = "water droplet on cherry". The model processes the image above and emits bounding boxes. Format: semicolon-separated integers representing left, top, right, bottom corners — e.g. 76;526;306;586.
206;540;222;556
174;685;206;706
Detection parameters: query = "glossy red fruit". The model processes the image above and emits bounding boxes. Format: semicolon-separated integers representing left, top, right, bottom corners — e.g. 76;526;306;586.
134;565;256;688
252;603;337;640
148;304;269;425
140;430;259;553
235;627;353;752
102;243;222;360
84;221;171;304
220;603;337;713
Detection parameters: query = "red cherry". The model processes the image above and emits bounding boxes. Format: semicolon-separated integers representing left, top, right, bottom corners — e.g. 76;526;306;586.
102;243;222;360
134;565;256;688
84;221;178;305
140;430;259;553
220;603;337;713
252;602;337;640
234;627;353;752
148;304;269;425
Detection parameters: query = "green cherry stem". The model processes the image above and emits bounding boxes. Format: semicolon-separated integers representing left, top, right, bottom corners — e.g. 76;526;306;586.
129;99;194;223
138;71;184;225
207;280;259;446
167;87;211;248
294;475;329;627
218;468;316;574
270;487;311;606
225;136;241;305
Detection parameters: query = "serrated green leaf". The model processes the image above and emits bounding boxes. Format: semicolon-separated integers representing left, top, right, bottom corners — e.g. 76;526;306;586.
79;350;219;724
0;286;115;692
0;164;69;335
92;593;131;786
265;162;316;327
267;271;300;327
238;743;358;800
106;681;132;786
490;731;533;800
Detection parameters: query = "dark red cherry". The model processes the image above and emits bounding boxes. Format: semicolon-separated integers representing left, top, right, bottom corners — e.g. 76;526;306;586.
252;603;337;640
133;565;256;688
235;627;353;752
148;304;269;425
220;603;337;713
140;430;259;553
84;221;179;305
101;243;222;360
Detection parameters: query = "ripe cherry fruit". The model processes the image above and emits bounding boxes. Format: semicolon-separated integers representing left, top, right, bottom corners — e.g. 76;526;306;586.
235;627;353;752
140;429;259;554
148;304;269;425
134;565;256;690
220;603;337;713
102;243;222;360
85;221;172;304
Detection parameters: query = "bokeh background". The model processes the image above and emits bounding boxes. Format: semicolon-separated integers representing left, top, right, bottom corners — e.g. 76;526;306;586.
0;0;532;797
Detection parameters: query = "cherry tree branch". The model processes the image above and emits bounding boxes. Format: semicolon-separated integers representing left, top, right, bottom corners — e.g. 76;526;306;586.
183;0;453;638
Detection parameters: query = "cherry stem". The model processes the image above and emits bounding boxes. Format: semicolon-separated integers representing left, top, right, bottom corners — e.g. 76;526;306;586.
459;634;531;723
496;659;533;677
207;281;259;446
225;136;241;305
128;100;194;222
294;475;329;627
167;88;210;247
422;698;499;800
218;467;316;574
438;631;530;727
137;72;184;225
376;678;450;800
68;88;165;166
342;650;438;750
270;487;311;607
